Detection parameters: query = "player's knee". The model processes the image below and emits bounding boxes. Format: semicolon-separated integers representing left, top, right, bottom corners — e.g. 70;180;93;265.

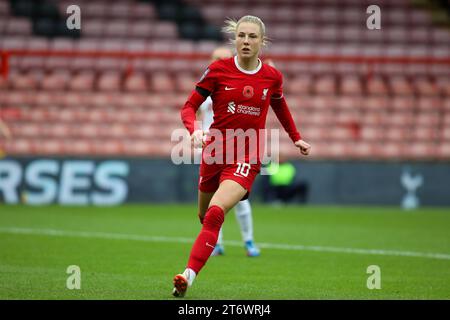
198;212;204;224
203;205;225;232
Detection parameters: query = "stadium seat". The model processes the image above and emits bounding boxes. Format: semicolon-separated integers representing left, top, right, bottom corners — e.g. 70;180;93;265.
5;17;32;36
41;71;70;91
366;75;389;96
104;20;129;38
313;75;336;95
97;72;121;92
340;75;363;95
413;77;439;96
285;75;311;95
150;72;174;93
69;71;96;91
124;73;148;92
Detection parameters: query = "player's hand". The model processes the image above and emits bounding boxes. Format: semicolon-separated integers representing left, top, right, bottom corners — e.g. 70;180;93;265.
191;130;206;149
294;139;311;155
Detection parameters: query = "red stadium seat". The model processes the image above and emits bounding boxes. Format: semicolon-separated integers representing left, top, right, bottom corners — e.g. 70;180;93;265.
150;73;174;93
1;37;28;50
65;139;93;155
413;77;439;96
81;3;108;18
436;77;450;96
69;71;96;91
442;126;450;141
41;71;71;91
109;3;132;19
153;22;178;39
403;143;437;160
412;127;441;142
313;75;336;95
97;72;122;91
4;139;33;155
285;75;311;95
360;126;384;140
390;76;414;95
129;21;154;39
436;142;450;159
415;112;441;127
36;140;64;155
104;20;129;38
391;97;415;112
5;18;32;36
131;3;156;20
10;71;41;90
340;75;363;95
174;73;197;93
124;73;148;92
366;75;389;96
417;97;443;112
82;19;105;38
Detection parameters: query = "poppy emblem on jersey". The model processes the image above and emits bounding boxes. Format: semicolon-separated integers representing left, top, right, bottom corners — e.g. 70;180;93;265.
243;86;254;98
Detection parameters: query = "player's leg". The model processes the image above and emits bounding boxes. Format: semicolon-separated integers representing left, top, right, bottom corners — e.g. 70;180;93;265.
198;190;214;223
189;180;247;270
173;180;247;297
235;199;260;257
199;190;226;256
210;227;225;256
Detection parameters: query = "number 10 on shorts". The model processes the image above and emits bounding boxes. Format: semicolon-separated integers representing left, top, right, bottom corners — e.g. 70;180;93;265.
236;162;251;177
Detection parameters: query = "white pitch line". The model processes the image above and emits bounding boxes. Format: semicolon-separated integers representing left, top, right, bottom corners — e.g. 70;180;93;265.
1;227;450;261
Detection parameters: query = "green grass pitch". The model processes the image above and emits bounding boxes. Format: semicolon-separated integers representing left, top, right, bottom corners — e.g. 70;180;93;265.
0;204;449;300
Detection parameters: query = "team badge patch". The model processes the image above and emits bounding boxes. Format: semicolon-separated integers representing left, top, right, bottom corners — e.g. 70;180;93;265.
243;85;254;98
262;88;269;100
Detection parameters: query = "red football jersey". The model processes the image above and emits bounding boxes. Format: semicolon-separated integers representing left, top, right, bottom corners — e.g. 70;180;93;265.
193;56;300;165
197;56;282;134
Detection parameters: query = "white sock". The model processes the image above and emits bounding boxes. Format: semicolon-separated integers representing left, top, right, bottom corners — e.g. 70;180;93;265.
217;227;224;246
183;268;196;287
235;199;253;242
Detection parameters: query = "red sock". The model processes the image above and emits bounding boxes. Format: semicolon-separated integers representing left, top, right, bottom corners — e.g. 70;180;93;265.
187;205;224;274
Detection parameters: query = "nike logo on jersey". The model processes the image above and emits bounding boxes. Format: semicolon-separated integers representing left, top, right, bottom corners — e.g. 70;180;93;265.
225;86;236;90
206;242;215;249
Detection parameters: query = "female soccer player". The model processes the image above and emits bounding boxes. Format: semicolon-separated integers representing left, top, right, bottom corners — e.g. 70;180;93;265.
198;46;261;258
173;15;311;297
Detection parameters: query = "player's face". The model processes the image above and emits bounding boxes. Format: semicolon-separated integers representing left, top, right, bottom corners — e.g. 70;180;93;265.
235;22;262;60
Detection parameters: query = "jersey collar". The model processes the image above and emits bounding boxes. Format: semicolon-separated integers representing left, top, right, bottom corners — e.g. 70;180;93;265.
234;55;262;75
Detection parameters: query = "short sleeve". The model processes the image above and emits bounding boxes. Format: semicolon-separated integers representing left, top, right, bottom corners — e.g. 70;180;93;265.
271;71;284;99
196;62;219;93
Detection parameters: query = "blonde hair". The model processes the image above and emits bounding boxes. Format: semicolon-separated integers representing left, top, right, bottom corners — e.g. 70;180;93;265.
222;15;269;46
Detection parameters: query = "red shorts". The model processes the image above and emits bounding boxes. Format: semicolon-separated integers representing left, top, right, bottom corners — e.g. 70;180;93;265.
198;161;261;200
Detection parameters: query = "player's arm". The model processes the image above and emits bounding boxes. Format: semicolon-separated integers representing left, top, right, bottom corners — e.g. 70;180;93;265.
270;71;310;155
271;96;310;155
180;86;211;148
